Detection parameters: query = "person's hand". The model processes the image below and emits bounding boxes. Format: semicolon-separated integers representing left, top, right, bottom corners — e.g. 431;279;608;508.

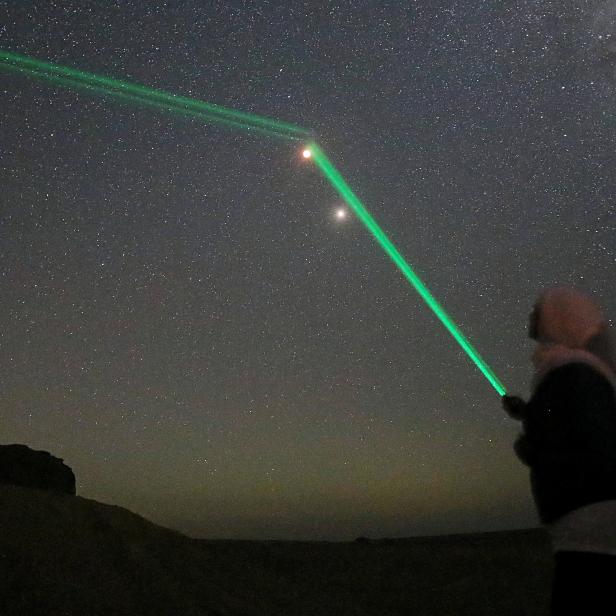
502;395;527;420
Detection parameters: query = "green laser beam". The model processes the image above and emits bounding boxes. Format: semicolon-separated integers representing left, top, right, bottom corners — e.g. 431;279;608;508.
308;142;507;396
0;50;310;141
0;61;303;142
0;50;506;395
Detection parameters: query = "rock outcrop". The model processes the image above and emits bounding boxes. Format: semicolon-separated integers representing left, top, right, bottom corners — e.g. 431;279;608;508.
0;444;76;495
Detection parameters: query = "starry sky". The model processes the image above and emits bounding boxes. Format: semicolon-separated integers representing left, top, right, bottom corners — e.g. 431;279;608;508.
0;1;615;541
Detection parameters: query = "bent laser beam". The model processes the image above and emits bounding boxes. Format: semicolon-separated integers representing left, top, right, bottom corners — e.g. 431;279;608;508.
0;50;506;395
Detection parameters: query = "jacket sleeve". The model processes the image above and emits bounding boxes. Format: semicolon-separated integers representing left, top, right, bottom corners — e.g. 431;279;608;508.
513;433;534;466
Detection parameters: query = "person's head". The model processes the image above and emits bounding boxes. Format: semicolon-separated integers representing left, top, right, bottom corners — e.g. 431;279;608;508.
530;287;606;347
529;287;616;381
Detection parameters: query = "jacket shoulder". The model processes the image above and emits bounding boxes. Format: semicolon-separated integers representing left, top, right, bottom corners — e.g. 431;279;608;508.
535;362;614;400
527;362;616;449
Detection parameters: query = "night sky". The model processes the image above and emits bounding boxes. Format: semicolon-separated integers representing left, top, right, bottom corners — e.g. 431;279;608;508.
1;1;615;540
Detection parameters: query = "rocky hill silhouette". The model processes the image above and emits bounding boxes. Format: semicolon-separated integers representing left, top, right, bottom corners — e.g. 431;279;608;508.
0;444;75;495
0;483;553;615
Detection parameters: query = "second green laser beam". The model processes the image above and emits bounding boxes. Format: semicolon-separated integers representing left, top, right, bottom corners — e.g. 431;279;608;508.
0;50;311;141
0;61;303;141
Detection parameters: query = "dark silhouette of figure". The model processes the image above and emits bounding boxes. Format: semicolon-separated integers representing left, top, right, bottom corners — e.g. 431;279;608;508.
503;288;616;614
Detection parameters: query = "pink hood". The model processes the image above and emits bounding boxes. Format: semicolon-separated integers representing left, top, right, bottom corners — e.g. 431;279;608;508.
532;287;615;389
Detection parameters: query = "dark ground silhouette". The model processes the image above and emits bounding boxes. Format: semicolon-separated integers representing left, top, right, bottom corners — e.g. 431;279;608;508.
0;484;552;615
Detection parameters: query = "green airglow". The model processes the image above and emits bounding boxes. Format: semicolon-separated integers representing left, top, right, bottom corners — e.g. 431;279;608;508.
308;142;507;396
0;51;506;395
0;50;310;141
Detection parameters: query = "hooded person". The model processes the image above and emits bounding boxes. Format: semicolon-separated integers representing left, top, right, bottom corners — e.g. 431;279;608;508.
502;287;616;615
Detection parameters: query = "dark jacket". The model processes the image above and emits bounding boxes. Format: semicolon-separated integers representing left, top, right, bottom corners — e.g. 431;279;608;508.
517;362;616;524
